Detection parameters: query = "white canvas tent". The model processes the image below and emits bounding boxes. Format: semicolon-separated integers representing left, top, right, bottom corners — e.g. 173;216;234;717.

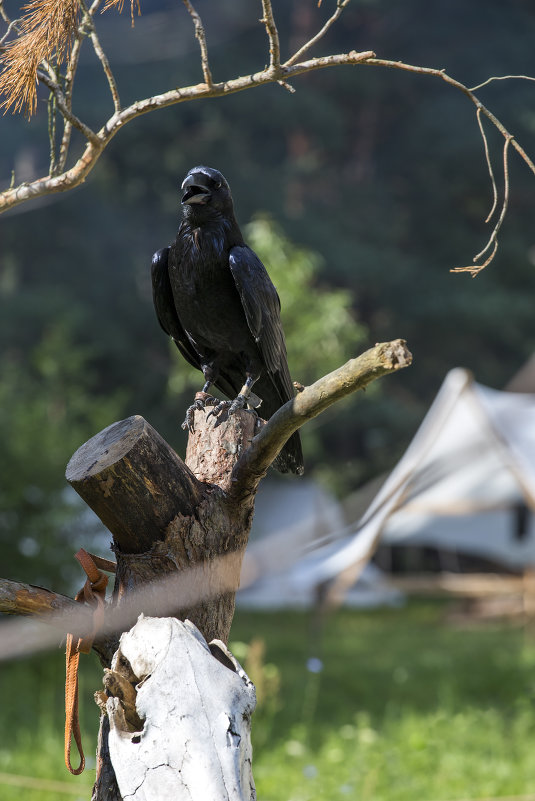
289;368;535;599
237;479;403;609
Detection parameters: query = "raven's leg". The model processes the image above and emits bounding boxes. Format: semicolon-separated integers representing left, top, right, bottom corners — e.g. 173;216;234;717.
181;367;220;433
208;374;262;419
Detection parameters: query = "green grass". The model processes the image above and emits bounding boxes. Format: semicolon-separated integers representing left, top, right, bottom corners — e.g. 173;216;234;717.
2;601;535;800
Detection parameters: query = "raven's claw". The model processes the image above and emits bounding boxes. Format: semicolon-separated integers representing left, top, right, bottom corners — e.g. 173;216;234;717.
181;394;218;432
207;394;247;421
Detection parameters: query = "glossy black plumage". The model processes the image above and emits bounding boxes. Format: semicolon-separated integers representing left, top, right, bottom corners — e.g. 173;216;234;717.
151;166;304;475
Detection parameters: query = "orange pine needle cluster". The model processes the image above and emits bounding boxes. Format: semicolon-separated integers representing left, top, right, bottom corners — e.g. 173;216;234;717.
103;0;140;24
0;0;81;116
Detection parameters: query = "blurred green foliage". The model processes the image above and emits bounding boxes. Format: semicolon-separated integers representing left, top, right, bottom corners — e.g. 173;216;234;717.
2;603;535;800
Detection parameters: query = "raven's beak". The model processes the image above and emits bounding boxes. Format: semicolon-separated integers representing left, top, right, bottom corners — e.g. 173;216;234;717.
181;174;211;205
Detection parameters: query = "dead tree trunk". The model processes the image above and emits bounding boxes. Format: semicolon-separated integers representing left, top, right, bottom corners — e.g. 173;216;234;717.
66;409;256;646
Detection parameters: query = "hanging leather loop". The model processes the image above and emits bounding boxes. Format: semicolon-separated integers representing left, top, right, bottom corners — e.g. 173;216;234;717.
65;549;116;775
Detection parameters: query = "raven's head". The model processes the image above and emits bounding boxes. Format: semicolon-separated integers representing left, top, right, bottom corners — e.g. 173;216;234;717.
181;166;233;215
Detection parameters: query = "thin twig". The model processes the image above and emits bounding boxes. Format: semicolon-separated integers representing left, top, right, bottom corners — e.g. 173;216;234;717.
476;107;498;223
451;137;512;277
366;58;535;178
278;80;295;93
474;135;512;260
0;16;19;45
48;89;58;174
37;68;100;145
0;0;11;26
260;0;281;71
56;0;103;171
81;0;121;112
182;0;213;87
57;34;83;173
285;0;351;68
469;74;535;92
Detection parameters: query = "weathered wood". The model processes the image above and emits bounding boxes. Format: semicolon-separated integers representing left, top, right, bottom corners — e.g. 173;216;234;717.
66;409;257;646
185;393;258;491
0;578;78;617
66;415;204;554
106;616;256;801
65;410;259;801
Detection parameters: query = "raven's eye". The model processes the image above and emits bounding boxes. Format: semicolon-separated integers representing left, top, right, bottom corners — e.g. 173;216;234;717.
214;181;222;189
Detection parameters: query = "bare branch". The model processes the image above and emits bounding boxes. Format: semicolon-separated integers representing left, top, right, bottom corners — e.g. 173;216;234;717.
0;48;374;212
36;68;100;145
285;0;351;68
364;57;535;274
58;0;102;173
366;58;535;179
469;74;535;92
47;88;58;174
0;16;19;45
183;0;213;88
476;107;498;223
451;137;512;277
0;577;117;665
81;0;121;112
1;20;534;284
260;0;281;71
56;35;83;173
0;577;78;618
231;340;412;500
0;1;10;25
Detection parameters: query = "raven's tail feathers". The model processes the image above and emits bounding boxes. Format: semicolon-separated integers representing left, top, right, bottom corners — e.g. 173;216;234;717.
273;430;304;476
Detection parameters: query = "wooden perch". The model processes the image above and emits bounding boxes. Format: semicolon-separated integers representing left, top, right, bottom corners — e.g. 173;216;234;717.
232;339;412;497
64;340;411;647
66;410;257;646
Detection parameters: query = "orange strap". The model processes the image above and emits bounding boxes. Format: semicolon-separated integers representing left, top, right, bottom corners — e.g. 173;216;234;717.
65;549;116;775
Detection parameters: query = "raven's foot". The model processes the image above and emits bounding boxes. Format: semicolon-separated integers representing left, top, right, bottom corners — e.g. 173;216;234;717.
181;393;219;433
207;394;247;420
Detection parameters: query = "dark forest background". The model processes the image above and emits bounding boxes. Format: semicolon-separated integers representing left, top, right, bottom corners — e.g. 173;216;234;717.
1;0;535;590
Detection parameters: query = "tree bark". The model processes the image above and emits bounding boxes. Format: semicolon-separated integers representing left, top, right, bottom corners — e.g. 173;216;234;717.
66;407;257;647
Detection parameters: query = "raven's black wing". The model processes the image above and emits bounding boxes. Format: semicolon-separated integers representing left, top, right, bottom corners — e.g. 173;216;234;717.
151;247;201;371
152;247;238;400
229;245;290;389
229;245;304;475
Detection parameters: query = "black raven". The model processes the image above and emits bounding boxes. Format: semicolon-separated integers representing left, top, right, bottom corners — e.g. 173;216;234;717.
151;165;304;476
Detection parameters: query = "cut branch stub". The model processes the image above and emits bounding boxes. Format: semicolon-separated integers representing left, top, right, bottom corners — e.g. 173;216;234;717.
66;415;204;554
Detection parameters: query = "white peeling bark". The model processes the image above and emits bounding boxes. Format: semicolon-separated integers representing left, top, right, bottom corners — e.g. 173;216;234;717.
106;616;256;801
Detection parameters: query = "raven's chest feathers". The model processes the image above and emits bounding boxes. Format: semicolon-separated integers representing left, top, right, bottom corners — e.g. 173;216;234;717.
170;220;250;351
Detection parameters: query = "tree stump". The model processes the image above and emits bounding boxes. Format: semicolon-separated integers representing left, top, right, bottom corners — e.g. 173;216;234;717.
66;408;257;645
